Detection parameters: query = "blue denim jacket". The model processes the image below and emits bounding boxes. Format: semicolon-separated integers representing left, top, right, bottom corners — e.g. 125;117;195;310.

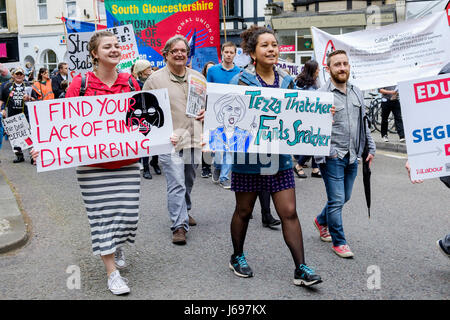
229;64;295;174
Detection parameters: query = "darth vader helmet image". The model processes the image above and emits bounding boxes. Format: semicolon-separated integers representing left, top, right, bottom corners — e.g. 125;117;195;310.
126;92;165;136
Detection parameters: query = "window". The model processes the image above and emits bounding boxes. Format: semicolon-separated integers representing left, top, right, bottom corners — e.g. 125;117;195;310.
42;50;58;74
37;0;48;20
224;0;236;17
66;0;77;18
0;0;7;29
97;0;106;17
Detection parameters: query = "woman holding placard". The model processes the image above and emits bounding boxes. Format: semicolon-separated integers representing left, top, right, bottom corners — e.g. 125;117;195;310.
32;31;141;296
227;25;322;287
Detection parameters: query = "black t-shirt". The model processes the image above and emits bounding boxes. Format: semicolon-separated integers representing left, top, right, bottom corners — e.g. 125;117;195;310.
1;82;26;117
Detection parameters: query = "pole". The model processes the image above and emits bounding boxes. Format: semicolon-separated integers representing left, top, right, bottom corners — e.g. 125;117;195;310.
93;0;98;30
61;13;68;48
222;0;227;43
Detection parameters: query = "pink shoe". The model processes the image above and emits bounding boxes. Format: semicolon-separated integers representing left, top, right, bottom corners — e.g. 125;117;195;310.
313;218;332;242
332;244;354;258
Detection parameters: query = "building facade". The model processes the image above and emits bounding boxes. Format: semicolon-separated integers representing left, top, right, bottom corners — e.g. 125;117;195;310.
0;0;20;67
220;0;271;45
16;0;106;73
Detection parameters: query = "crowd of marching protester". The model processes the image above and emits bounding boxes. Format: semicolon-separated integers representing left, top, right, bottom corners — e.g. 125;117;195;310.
0;25;448;296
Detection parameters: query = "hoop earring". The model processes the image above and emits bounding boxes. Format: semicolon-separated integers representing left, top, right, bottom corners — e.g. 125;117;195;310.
92;57;98;70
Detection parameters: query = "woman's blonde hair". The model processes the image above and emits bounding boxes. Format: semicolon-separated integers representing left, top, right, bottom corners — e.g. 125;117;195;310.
88;30;116;69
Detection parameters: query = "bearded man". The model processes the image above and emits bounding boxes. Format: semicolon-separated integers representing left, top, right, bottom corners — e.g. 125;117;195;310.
312;50;376;259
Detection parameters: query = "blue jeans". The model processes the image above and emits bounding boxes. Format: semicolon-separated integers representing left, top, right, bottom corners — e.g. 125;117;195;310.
316;155;358;246
214;151;232;182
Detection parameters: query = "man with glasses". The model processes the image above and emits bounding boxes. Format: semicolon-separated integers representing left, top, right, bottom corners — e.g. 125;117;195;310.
143;35;206;245
0;67;31;163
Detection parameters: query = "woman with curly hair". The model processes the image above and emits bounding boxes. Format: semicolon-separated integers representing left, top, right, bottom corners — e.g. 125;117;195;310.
227;25;322;287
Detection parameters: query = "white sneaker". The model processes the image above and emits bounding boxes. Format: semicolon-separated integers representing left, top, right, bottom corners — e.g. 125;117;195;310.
114;247;126;269
108;270;130;295
382;136;389;142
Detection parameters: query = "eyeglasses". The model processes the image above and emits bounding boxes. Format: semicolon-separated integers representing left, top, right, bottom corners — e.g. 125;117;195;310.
169;49;187;55
15;73;24;76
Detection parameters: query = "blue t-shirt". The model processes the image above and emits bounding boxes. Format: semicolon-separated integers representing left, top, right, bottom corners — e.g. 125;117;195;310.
206;64;241;84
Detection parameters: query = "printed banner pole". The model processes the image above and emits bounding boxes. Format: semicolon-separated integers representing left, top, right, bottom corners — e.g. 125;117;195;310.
93;0;98;30
222;0;227;43
61;13;69;52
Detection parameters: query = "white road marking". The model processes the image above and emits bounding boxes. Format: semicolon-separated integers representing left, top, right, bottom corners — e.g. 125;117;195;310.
377;150;408;159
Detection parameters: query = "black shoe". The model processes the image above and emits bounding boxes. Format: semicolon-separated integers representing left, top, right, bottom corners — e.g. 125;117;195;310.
13;156;24;163
229;253;253;278
436;239;450;258
151;164;161;175
294;264;322;287
212;168;220;183
293;167;307;179
262;213;281;228
143;169;152;179
201;168;210;178
311;171;322;178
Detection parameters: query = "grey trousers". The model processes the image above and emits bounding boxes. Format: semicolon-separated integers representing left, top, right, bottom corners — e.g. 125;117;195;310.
159;148;199;232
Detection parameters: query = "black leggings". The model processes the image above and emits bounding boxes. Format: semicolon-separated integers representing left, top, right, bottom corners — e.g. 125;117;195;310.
230;188;305;268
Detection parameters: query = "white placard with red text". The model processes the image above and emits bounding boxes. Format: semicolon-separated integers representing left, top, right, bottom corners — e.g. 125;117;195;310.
28;90;173;172
398;73;450;180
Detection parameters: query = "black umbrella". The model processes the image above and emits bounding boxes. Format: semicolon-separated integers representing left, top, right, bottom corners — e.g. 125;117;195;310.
361;115;371;218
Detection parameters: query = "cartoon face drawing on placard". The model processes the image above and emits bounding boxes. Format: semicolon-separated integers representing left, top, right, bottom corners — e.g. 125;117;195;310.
126;92;165;136
209;94;253;153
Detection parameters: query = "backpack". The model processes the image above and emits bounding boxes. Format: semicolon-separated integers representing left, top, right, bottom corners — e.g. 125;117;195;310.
79;74;136;96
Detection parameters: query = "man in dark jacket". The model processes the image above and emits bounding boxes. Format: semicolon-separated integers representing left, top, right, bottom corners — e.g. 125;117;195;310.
51;62;68;99
0;67;31;163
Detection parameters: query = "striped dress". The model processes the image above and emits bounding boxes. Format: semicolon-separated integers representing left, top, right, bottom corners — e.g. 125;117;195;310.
76;163;141;256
